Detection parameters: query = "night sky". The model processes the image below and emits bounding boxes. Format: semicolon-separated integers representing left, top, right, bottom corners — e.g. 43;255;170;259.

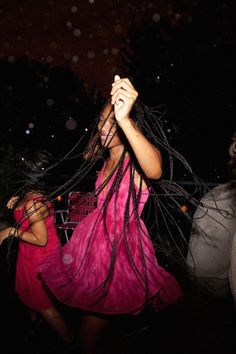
0;0;235;185
0;0;193;95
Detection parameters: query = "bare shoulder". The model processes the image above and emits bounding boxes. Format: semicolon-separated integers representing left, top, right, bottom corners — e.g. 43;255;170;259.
25;195;49;217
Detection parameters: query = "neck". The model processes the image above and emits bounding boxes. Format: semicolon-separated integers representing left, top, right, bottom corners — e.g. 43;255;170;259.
109;144;126;163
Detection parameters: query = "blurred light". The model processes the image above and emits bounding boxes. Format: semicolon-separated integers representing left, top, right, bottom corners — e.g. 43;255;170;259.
73;29;82;37
8;56;15;63
47;98;54;106
180;205;188;213
65;118;77;130
71;6;78;13
66;21;72;29
152;13;160;23
56;195;62;202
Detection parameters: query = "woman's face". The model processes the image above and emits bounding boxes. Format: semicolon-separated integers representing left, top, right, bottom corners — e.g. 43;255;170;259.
97;103;122;148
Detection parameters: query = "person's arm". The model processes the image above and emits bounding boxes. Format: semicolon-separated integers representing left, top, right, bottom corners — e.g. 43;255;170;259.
0;227;14;245
7;196;19;209
3;200;49;246
111;76;162;180
229;231;236;310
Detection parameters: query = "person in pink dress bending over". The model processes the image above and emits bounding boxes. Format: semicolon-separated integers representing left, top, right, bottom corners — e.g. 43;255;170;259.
0;150;74;346
39;75;183;354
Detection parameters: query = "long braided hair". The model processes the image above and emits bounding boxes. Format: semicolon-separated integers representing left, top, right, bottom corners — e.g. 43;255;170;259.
45;98;207;298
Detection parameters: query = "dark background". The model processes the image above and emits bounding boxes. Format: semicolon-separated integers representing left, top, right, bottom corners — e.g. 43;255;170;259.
0;0;235;200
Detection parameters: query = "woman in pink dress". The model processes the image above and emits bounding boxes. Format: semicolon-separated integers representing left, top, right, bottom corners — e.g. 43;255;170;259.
40;76;183;353
0;150;73;345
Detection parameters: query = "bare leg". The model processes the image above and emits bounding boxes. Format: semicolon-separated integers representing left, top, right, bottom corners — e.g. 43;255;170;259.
28;308;39;322
78;314;109;354
39;306;73;344
23;306;43;341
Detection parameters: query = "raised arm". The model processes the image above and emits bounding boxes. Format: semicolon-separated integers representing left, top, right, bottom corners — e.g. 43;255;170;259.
110;75;162;180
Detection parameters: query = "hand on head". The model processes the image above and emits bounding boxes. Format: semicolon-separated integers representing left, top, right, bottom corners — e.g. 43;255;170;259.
110;75;138;124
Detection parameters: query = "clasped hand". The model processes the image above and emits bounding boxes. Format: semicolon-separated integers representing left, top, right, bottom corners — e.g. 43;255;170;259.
110;75;138;124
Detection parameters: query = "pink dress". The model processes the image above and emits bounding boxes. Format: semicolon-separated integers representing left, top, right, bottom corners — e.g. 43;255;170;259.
14;197;60;311
40;158;182;314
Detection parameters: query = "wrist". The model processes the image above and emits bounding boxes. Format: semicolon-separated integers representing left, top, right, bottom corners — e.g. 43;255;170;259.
11;227;20;238
10;227;17;237
116;116;132;127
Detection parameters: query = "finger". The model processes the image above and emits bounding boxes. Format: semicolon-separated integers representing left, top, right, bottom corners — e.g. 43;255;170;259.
112;88;137;105
111;79;135;95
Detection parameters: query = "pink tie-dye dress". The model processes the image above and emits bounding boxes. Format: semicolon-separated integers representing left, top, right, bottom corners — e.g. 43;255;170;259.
40;158;182;314
14;197;60;311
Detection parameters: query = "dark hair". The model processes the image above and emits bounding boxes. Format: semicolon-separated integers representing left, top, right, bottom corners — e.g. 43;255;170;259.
14;149;53;206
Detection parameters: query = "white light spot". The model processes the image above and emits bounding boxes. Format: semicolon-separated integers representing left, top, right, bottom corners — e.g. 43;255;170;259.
85;128;88;132
89;0;95;3
152;13;161;23
25;130;30;135
65;118;77;130
71;55;79;64
66;21;72;29
71;6;78;13
47;98;54;106
73;28;82;37
28;123;34;129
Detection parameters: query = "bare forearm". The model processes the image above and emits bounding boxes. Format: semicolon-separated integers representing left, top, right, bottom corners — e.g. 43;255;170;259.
18;230;47;246
118;118;162;179
8;228;47;246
